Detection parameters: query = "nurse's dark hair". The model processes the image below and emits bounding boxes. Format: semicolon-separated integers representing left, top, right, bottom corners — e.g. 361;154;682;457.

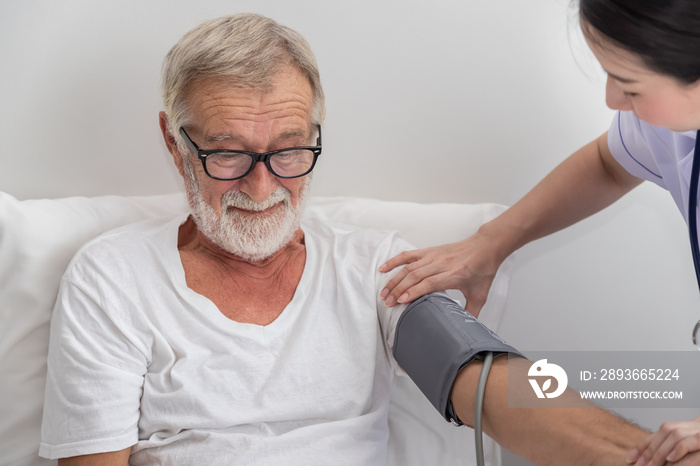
579;0;700;85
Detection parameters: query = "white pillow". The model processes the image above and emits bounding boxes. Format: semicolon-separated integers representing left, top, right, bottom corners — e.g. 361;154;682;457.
0;192;510;466
0;192;188;466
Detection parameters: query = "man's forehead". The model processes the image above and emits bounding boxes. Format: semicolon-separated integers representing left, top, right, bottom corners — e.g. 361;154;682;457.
186;72;313;137
188;67;313;107
202;127;308;144
189;87;313;116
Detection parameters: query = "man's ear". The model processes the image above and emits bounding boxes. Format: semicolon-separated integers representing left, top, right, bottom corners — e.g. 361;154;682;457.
159;111;186;177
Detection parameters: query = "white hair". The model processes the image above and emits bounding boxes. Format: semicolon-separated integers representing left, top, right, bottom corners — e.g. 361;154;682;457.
161;13;325;154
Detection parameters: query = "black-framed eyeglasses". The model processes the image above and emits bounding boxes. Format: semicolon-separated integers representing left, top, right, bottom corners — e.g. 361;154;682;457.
179;125;322;181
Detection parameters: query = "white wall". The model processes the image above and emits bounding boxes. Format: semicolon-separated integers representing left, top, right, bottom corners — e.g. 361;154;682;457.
3;1;699;464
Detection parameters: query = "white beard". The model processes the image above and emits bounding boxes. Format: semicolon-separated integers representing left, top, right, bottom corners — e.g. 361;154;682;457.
183;159;308;262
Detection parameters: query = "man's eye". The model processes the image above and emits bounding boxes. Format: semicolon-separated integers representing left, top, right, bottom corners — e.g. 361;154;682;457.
208;152;249;167
275;150;298;158
217;152;247;160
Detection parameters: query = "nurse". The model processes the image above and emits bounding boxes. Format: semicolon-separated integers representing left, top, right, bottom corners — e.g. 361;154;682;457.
379;1;700;465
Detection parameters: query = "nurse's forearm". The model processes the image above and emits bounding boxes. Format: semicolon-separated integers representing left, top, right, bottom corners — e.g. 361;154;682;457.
451;357;648;465
479;131;643;264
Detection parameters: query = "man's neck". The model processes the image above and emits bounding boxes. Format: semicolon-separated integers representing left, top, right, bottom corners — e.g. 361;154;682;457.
176;216;307;325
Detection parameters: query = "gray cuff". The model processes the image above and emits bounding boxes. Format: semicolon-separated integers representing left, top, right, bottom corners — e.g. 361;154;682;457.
393;294;524;424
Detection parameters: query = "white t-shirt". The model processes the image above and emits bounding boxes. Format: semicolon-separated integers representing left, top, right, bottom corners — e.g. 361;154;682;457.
608;109;698;223
40;214;412;465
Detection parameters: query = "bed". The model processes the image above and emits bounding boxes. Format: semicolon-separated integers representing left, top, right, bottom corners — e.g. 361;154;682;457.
0;192;512;465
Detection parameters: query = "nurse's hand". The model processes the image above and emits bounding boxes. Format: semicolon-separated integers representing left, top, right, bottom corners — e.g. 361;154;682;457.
378;231;506;317
672;450;700;465
625;417;700;466
657;450;700;466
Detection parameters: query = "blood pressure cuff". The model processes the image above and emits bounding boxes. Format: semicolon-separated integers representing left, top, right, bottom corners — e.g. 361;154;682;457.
393;294;524;425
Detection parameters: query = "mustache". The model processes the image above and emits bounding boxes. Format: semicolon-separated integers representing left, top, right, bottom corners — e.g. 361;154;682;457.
221;186;291;212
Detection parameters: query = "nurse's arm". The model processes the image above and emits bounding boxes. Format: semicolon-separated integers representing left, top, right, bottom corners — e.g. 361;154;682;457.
380;131;643;313
481;131;643;257
450;356;648;466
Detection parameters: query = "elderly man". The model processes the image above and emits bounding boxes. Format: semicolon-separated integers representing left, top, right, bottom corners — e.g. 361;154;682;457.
39;13;673;466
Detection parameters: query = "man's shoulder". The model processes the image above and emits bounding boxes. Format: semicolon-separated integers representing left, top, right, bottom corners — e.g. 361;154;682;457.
88;212;182;244
67;213;184;272
301;214;414;263
302;214;399;243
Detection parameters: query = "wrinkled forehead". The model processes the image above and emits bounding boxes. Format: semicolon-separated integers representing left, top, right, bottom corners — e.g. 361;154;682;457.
183;69;316;145
190;68;312;110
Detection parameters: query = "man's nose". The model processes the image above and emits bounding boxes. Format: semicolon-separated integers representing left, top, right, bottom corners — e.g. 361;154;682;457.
238;161;279;203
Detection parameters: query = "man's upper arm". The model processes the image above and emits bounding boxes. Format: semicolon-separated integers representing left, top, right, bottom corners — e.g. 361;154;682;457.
41;272;145;457
374;233;414;372
58;446;132;466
